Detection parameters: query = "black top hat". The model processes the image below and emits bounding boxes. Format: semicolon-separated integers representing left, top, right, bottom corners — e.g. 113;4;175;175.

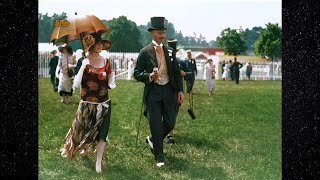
167;39;178;51
148;17;167;32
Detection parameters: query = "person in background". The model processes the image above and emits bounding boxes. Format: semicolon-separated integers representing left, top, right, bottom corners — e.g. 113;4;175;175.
230;57;243;84
246;61;253;80
221;60;226;80
166;38;190;144
128;58;135;80
49;49;59;92
204;59;216;96
222;60;229;81
54;46;65;87
185;50;197;94
134;17;183;168
74;49;85;75
228;60;233;81
56;45;76;103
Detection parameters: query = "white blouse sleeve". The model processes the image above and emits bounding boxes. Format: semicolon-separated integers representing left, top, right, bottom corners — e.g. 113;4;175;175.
108;71;116;89
73;59;89;89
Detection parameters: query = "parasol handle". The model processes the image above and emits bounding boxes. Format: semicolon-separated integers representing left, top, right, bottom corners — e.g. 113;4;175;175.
75;11;85;59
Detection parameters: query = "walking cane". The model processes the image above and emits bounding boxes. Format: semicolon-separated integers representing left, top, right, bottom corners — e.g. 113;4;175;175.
135;91;144;147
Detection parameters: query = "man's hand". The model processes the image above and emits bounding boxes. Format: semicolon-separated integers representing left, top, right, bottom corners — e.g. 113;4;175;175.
150;72;160;81
180;70;186;77
178;91;184;104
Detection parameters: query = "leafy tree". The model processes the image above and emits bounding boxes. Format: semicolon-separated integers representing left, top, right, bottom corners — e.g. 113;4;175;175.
138;25;152;46
39;13;67;43
38;13;53;42
254;23;282;61
105;16;143;52
184;36;191;46
164;19;175;41
243;26;263;53
208;40;217;48
198;34;209;47
217;28;247;56
189;37;197;47
175;30;187;47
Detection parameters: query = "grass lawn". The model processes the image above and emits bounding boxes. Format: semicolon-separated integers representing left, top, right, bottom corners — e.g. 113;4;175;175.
39;79;281;180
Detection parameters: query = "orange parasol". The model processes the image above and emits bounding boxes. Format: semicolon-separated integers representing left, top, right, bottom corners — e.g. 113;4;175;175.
50;14;109;55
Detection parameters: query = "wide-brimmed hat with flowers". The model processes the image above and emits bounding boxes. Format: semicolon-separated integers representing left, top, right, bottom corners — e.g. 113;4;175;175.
82;32;111;53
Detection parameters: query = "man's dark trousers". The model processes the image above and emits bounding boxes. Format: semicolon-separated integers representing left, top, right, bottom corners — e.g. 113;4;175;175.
187;73;195;93
235;70;240;84
146;83;177;162
50;74;59;91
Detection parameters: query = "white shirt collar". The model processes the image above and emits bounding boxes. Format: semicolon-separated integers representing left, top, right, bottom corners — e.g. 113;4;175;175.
152;40;163;47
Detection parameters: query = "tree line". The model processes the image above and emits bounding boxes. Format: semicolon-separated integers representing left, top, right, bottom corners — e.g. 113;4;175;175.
39;13;281;60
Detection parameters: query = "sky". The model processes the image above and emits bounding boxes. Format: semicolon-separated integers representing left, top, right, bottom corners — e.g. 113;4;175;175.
39;0;281;41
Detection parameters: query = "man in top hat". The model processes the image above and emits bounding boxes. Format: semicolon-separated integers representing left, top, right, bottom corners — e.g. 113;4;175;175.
185;50;197;93
134;17;183;167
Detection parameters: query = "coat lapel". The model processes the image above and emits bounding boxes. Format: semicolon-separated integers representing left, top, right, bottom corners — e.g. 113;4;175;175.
147;43;158;67
163;45;172;76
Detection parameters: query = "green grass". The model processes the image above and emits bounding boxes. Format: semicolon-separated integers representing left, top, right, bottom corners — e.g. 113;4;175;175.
39;79;281;180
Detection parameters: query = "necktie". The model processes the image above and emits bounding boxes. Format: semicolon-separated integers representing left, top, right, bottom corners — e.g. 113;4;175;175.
155;46;164;70
156;46;163;56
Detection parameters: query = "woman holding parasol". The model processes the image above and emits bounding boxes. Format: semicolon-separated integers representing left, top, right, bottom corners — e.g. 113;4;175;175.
59;32;115;173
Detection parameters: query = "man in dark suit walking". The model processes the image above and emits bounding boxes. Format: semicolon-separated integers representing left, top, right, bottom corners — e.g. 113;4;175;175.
230;57;243;84
185;50;197;93
134;17;183;167
166;39;191;144
49;50;59;92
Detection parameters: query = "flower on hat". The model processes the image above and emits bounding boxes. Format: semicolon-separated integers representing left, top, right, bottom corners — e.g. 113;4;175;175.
83;35;95;52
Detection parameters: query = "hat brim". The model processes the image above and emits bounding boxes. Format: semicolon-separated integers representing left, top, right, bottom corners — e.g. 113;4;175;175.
101;40;111;50
148;27;167;32
84;40;111;53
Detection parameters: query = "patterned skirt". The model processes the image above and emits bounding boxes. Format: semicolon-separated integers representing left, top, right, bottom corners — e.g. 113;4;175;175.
60;99;111;159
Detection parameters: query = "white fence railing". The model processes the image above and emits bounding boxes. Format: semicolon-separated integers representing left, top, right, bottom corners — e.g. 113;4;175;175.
38;51;281;80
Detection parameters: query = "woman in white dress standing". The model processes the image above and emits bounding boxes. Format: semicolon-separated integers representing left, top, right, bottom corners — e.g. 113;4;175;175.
204;59;216;96
222;61;229;80
127;58;135;80
55;45;76;103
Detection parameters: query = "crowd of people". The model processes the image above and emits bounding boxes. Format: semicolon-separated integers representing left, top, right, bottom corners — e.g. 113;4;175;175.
47;16;256;173
221;58;253;83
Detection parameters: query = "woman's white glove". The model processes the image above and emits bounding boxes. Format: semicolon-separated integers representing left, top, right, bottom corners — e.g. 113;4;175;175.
108;71;116;89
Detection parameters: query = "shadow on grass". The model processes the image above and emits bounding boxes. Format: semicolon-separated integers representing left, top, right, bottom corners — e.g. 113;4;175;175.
165;153;227;179
176;134;222;151
187;164;227;179
78;156;96;172
165;153;191;172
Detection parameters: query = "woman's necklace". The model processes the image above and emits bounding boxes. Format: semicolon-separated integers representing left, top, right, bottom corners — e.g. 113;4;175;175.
88;54;100;60
88;54;104;69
